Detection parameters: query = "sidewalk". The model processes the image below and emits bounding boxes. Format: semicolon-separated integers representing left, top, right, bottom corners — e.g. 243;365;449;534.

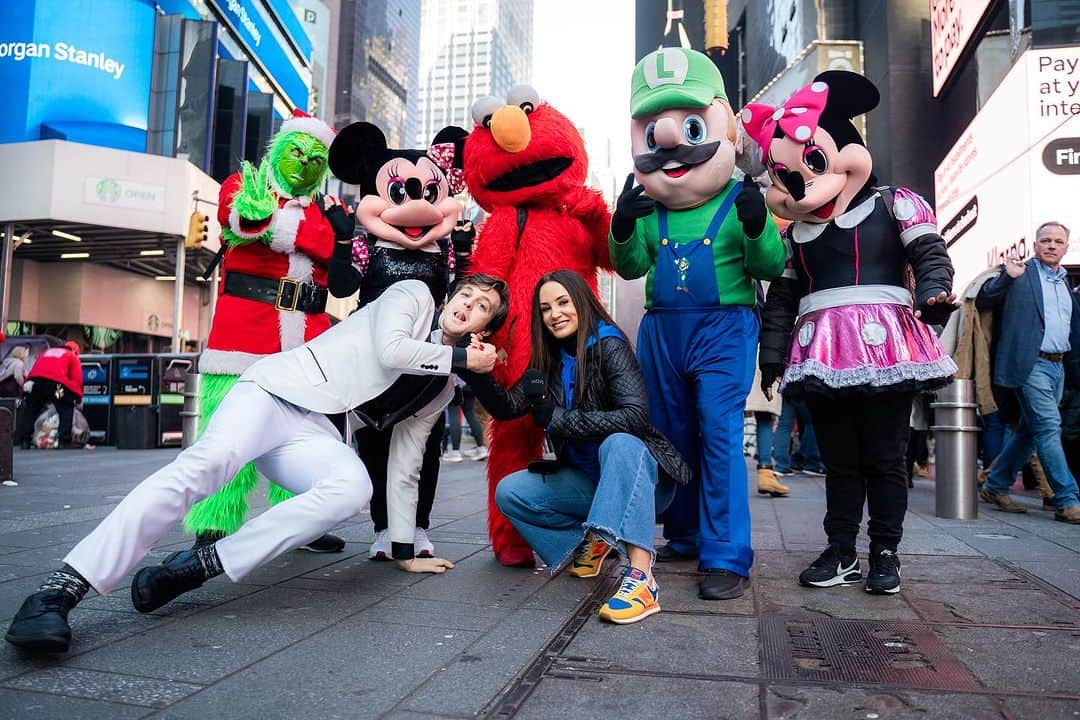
0;447;1077;719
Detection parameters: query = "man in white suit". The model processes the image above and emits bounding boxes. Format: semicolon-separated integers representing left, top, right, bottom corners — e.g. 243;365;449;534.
6;276;508;653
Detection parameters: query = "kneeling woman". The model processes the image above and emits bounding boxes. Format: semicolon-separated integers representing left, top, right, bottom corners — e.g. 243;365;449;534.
464;270;690;624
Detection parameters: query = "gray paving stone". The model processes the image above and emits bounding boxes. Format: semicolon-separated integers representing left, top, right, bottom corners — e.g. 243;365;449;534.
396;551;548;609
653;570;757;616
1000;696;1080;719
1;666;203;708
64;587;380;683
899;555;1019;584
144;619;482;720
400;608;566;717
562;613;759;678
754;576;920;621
904;582;1079;627
513;675;760;720
519;570;598;613
357;595;512;632
765;685;1002;719
0;687;148;718
936;626;1080;695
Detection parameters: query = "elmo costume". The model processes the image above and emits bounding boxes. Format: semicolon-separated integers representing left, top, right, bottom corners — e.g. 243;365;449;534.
464;84;612;567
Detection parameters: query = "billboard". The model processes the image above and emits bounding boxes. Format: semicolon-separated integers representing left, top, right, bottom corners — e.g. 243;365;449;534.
0;0;156;151
930;0;994;96
935;47;1080;291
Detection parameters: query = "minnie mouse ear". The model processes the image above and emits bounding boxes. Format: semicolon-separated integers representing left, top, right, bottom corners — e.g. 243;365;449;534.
431;126;468;169
329;122;387;188
813;71;880;118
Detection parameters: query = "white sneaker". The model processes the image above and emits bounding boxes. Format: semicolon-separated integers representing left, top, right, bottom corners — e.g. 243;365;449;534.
369;529;391;561
414;528;435;558
464;446;488;461
442;449;463;462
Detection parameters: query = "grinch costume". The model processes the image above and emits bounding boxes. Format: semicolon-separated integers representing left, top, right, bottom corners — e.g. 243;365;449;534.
183;110;339;540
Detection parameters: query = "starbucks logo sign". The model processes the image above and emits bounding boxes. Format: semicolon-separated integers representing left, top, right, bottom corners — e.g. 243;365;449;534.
95;179;121;203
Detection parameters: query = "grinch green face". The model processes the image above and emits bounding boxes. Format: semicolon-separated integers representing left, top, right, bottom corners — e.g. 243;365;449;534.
271;132;329;195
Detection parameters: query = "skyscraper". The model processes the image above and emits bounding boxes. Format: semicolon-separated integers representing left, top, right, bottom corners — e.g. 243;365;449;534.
412;0;533;146
335;0;420;149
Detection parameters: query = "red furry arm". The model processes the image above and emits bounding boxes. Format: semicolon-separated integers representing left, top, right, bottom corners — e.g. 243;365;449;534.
569;188;614;271
469;207;519;281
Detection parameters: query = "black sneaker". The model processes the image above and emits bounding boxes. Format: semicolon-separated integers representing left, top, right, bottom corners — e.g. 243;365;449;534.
131;550;208;613
193;530;226;548
698;569;750;600
798;545;862;588
299;533;346;553
654;544;698;563
5;590;78;653
866;545;902;595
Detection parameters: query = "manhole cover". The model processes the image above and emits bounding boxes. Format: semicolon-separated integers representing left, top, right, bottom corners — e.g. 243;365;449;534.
761;617;979;690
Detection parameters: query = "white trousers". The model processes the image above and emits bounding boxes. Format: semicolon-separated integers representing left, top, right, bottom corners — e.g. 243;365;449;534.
65;382;372;594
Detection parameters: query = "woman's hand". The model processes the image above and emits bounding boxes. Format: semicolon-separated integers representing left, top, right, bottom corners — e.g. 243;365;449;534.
396;557;455;573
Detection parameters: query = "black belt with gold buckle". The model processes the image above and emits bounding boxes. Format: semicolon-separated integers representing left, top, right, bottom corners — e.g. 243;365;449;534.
1039;351;1064;363
223;271;328;313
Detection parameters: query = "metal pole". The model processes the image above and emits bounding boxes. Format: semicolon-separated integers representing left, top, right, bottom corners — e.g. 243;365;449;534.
172;236;186;353
208;262;220;329
0;222;15;331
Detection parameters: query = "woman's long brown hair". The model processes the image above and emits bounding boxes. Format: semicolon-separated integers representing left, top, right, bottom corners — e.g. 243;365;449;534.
528;270;623;405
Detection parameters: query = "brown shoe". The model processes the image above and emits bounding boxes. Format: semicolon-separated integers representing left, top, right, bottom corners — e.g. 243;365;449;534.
1054;505;1080;524
979;489;1027;513
757;468;790;497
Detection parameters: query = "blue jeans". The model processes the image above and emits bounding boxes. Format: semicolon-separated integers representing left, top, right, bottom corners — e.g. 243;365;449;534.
986;359;1080;509
494;433;674;570
773;398;822;472
755;412;776;467
980;411;1005;467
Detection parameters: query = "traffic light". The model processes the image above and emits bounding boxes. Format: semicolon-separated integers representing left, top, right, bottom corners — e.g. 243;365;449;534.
185;210;209;249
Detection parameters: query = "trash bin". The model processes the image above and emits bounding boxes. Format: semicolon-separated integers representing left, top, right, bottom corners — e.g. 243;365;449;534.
114;405;158;450
181;372;201;449
930;379;980;519
81;354;114;445
157;354;197;447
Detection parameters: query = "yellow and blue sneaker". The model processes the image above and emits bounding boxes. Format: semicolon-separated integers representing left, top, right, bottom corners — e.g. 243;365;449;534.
598;567;660;624
567;534;613;578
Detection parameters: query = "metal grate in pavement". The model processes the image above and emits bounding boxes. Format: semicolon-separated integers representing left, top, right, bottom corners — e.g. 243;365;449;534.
760;616;980;691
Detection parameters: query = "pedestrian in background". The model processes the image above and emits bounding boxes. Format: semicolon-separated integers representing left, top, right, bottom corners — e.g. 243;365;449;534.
976;221;1080;523
443;378;488;462
747;360;789;496
15;341;84;450
0;345;29;399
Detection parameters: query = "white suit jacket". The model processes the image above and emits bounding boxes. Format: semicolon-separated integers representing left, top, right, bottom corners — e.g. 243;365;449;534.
241;279;460;558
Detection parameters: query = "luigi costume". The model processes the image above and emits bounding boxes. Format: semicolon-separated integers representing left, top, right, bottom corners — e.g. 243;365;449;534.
610;47;785;599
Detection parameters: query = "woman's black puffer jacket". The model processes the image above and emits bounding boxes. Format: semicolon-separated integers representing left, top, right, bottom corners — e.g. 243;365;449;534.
463;335;691;486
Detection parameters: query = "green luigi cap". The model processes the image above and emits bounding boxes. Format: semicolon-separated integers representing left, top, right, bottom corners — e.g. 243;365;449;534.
631;47;728;118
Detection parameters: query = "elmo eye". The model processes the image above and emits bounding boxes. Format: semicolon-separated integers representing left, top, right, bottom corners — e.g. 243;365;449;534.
506;84;540;114
644;122;657;152
470;95;501;128
388;180;407;205
683;114;707;144
803;146;828;174
422;181;440;204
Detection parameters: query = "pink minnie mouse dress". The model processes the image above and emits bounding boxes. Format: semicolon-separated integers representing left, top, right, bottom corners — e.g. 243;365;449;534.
764;187;957;399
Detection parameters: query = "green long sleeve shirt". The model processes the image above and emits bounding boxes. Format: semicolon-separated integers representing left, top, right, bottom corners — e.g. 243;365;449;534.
609;179;785;309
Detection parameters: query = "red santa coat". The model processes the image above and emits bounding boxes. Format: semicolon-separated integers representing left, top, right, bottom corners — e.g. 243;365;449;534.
199;173;335;376
27;348;84;399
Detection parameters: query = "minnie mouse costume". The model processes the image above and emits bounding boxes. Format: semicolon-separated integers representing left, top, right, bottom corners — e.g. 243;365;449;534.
744;71;957;595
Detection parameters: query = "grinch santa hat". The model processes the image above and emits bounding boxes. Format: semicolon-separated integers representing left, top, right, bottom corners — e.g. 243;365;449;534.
280;109;336;147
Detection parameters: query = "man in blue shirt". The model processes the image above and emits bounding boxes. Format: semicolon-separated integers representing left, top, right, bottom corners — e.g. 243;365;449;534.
976;221;1080;523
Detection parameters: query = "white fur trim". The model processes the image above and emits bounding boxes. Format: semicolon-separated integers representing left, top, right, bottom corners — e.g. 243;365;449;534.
198;349;265;375
280;116;336;148
228;209;272;239
269;201;304;254
278;251;315;351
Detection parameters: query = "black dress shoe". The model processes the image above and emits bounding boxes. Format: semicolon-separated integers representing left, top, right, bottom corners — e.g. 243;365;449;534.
192;531;226;549
299;533;346;553
131;550;208;613
699;569;750;600
654;544;698;563
5;590;78;653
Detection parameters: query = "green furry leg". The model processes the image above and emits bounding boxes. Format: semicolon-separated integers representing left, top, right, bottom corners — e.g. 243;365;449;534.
181;372;293;535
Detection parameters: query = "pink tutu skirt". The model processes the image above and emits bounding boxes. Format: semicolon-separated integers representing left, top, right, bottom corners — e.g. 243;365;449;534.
781;303;956;398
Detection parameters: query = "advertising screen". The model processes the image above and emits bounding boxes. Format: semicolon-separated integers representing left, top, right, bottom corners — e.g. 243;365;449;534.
935;47;1080;291
0;0;157;151
930;0;995;96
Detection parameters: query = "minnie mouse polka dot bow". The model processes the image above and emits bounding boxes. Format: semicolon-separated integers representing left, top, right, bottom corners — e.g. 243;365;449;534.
427;142;465;196
740;80;830;163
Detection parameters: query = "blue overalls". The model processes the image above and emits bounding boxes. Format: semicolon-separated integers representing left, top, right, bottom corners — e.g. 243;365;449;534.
636;193;757;577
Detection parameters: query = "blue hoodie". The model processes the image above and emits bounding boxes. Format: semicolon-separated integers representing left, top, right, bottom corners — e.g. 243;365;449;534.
558;321;624;481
